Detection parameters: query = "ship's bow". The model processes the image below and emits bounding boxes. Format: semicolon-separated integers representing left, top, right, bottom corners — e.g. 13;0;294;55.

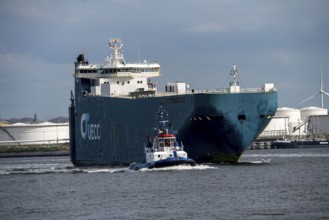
177;91;278;163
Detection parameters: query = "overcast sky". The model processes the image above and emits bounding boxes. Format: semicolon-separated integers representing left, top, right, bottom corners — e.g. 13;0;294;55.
0;0;328;120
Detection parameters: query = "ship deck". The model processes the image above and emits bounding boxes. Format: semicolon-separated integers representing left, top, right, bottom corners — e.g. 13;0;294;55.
85;87;277;99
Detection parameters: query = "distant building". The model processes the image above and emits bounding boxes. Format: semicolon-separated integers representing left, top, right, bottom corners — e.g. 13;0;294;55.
308;115;329;135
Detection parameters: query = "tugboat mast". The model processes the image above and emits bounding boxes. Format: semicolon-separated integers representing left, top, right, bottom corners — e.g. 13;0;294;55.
156;106;169;132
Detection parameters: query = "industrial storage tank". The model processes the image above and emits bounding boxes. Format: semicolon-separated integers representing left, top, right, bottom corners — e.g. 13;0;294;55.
0;122;69;146
300;106;328;121
275;107;301;122
260;106;329;138
259;117;289;138
276;107;302;135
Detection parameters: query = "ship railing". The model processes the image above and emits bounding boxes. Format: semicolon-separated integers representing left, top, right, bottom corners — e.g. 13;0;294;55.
154;87;276;96
75;71;160;79
107;87;276;99
194;87;276;94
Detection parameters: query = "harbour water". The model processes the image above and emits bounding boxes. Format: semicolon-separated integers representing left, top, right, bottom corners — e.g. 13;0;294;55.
0;147;329;220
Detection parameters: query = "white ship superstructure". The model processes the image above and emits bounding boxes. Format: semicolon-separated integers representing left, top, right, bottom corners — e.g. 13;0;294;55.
75;38;160;97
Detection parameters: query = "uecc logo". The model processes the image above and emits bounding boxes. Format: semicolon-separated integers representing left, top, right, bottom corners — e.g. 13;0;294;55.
80;113;101;140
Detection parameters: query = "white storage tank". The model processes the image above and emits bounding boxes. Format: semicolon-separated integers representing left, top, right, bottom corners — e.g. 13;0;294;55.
0;122;69;146
275;107;301;123
260;106;329;138
300;106;328;121
259;116;289;138
264;107;301;136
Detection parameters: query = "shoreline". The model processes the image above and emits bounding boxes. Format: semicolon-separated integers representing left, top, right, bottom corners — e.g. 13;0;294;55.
0;143;69;158
0;151;69;158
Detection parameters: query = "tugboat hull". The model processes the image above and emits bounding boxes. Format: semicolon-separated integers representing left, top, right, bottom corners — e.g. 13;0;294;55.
130;158;196;170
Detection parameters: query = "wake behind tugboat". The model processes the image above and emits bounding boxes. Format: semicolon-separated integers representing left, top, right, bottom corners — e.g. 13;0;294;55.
130;106;196;170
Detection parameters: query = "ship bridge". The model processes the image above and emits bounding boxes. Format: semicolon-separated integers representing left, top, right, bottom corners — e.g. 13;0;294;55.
74;38;160;97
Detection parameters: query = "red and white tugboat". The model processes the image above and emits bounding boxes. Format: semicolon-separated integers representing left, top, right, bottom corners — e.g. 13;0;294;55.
130;106;196;170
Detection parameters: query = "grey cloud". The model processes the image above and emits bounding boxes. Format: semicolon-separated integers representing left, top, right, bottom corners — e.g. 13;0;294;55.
0;0;328;119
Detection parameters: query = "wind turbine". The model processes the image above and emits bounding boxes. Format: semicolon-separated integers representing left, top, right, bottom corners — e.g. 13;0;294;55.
299;65;329;108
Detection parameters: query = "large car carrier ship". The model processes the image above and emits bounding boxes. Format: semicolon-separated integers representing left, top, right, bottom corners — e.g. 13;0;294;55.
69;38;278;166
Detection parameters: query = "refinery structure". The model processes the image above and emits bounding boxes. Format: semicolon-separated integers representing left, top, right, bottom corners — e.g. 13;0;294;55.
258;64;329;142
259;106;329;139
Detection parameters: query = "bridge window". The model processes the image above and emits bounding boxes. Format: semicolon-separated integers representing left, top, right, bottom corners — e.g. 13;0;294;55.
104;68;117;73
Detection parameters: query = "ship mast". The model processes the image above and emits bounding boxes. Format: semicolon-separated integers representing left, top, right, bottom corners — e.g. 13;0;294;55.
109;38;125;65
229;65;240;93
230;65;238;86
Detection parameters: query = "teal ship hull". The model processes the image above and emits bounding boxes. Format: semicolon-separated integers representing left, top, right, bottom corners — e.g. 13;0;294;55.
69;84;277;166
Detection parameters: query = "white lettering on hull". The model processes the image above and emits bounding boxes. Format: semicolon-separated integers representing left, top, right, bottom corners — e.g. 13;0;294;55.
81;113;101;140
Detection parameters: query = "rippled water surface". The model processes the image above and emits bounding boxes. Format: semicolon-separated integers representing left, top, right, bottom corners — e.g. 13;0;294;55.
0;147;329;219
